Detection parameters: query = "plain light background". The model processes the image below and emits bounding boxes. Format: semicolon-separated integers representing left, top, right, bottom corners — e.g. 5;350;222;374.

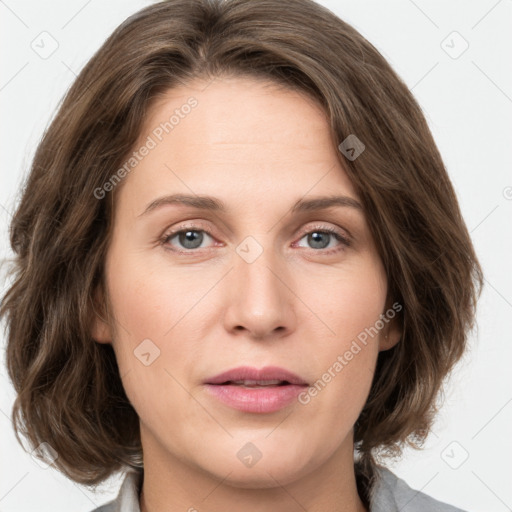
1;1;511;511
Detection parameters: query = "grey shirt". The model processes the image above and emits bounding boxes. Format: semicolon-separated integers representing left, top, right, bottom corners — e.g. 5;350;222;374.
90;466;466;512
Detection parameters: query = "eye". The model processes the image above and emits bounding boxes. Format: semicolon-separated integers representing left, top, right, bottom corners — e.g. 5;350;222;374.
295;225;350;253
160;224;350;254
162;227;216;251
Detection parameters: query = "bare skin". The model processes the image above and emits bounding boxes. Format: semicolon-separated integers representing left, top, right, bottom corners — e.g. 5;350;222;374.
92;76;401;512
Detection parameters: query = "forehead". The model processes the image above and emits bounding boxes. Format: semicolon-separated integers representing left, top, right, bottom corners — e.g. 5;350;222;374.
142;75;329;144
119;76;359;213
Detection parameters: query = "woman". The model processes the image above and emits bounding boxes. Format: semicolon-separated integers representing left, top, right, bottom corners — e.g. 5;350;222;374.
1;0;482;511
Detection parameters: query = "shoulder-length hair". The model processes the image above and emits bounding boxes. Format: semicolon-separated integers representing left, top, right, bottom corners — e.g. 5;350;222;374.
1;0;482;501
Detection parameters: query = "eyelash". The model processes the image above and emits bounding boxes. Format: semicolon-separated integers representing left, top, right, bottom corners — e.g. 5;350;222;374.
159;222;351;255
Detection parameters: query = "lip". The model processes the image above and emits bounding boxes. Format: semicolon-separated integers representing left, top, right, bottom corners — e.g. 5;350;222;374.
204;365;308;386
203;366;308;414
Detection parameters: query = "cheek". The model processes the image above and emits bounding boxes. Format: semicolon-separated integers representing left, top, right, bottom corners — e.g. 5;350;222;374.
295;255;386;412
103;246;209;423
105;244;204;344
300;252;387;345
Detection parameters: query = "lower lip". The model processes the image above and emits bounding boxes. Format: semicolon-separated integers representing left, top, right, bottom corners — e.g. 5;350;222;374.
203;384;307;413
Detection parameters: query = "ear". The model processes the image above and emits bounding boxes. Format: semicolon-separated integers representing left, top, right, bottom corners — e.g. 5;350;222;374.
90;284;112;344
378;299;403;352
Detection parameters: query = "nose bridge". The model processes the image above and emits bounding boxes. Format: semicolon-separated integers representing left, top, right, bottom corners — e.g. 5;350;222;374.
224;234;295;337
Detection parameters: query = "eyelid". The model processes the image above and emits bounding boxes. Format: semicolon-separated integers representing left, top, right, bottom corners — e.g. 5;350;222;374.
295;222;351;245
160;220;219;250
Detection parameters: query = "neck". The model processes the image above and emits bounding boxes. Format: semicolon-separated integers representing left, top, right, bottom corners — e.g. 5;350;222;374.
139;428;368;512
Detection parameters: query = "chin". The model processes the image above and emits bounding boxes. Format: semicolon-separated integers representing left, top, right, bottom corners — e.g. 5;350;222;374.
194;449;314;489
214;465;305;489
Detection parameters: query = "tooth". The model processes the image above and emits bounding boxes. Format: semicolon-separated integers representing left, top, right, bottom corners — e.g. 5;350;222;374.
231;379;283;386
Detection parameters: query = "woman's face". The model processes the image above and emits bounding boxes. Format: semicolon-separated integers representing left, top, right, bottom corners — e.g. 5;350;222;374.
93;76;400;487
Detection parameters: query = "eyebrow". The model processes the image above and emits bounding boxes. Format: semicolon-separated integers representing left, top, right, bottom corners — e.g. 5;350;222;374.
138;193;363;217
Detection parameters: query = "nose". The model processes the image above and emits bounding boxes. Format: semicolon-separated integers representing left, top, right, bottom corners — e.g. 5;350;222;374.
222;244;297;340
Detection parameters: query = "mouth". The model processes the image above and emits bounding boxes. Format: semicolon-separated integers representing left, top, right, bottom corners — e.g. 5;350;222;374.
211;379;298;388
203;366;308;413
204;365;309;386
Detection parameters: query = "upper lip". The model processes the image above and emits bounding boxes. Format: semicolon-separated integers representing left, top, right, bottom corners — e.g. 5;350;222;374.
204;365;308;385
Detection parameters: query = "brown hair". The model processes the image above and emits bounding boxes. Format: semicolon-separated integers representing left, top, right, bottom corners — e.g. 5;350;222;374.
1;0;483;503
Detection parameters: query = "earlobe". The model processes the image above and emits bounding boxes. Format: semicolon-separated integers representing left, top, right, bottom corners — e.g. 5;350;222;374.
90;285;112;344
378;301;403;351
379;322;401;351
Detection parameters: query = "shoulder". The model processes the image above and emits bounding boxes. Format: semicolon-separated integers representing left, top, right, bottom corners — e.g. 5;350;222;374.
87;469;143;512
369;466;467;512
